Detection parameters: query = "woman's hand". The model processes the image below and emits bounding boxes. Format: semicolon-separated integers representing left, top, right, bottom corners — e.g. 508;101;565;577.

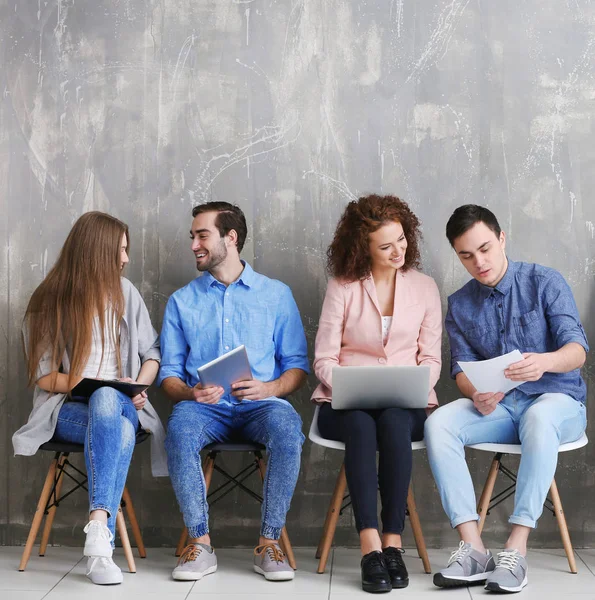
119;377;147;410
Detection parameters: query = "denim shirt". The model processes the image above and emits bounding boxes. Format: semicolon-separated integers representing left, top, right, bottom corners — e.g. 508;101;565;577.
158;261;309;404
445;259;589;402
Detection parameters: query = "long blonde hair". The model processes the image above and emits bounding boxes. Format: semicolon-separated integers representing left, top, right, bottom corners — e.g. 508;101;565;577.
24;211;129;389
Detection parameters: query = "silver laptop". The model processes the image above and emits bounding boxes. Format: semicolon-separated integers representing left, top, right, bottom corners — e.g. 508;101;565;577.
331;365;430;410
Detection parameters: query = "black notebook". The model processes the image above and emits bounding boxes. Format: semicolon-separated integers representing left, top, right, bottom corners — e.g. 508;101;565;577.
70;378;148;399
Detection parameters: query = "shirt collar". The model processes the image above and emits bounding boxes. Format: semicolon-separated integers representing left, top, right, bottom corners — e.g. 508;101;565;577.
478;257;516;299
203;260;255;289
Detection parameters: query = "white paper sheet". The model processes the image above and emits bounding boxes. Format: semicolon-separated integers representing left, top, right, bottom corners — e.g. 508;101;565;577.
458;349;524;394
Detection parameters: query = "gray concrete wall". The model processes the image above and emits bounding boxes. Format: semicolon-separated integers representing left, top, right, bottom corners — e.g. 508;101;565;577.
2;0;595;549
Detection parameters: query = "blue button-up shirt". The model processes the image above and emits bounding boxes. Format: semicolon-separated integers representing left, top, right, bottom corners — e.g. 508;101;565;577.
158;261;309;404
445;259;588;402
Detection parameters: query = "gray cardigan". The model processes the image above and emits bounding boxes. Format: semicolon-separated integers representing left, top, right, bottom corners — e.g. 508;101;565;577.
12;277;168;477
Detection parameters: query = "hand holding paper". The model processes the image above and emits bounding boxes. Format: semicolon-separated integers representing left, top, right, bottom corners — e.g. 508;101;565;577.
458;349;524;395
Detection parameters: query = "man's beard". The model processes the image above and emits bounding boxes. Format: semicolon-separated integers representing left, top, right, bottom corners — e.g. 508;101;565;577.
197;239;228;272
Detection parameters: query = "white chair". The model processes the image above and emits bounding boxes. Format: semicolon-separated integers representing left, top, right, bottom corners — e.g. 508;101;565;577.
308;404;431;574
469;433;588;573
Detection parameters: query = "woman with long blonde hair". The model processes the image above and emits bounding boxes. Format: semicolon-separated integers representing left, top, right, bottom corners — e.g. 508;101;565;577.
13;211;166;585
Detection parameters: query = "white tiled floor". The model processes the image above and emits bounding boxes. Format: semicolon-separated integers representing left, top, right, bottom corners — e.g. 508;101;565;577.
1;546;594;599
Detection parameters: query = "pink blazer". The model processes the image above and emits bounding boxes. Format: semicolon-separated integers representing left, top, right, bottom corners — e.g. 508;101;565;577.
311;269;442;407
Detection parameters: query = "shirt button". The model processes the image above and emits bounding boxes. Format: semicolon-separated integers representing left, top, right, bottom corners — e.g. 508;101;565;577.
498;303;502;308
225;318;229;323
378;358;386;364
225;345;230;350
500;329;504;333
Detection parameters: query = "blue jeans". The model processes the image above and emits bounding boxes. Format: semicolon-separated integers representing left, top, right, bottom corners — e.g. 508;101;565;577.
52;387;139;541
165;399;305;540
425;390;586;529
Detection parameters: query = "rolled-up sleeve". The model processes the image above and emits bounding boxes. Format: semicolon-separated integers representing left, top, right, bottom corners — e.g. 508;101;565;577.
417;279;442;389
543;270;589;353
445;298;483;379
157;296;189;386
274;286;309;374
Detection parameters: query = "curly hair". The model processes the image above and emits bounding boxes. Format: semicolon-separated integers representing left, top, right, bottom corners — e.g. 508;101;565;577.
327;194;422;281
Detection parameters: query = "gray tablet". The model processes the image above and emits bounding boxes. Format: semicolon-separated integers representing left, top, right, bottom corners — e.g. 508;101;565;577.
331;365;430;410
197;345;252;394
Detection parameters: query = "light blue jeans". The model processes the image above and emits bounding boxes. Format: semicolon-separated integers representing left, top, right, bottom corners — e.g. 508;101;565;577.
425;390;586;529
165;399;305;540
52;387;139;542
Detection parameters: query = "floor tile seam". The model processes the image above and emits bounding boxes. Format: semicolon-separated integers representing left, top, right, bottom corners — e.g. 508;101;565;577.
574;550;595;577
39;555;85;600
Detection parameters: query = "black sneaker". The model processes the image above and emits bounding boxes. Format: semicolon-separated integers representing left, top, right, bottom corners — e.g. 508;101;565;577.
382;547;409;588
361;551;392;594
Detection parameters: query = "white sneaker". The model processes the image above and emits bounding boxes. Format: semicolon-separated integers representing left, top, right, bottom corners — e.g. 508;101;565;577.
85;557;123;585
83;520;113;558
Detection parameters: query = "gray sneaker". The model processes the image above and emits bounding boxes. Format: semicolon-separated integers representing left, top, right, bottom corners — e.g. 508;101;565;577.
434;541;496;588
172;543;217;581
253;543;295;581
485;549;528;593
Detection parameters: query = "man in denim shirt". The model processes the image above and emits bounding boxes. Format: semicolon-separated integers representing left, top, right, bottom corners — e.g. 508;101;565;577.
159;202;309;582
426;205;588;594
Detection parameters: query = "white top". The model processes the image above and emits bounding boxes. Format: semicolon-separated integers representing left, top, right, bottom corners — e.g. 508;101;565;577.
382;316;393;345
81;311;119;379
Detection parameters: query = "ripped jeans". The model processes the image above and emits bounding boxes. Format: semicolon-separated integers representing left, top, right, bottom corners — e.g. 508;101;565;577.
52;387;139;542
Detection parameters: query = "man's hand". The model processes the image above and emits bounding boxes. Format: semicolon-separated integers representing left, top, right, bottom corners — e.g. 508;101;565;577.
231;379;273;401
505;353;551;382
119;377;148;411
192;383;224;404
472;391;504;416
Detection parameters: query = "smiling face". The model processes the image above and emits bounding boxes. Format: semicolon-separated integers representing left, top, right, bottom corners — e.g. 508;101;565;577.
190;211;230;272
368;220;408;272
453;221;508;287
120;233;129;271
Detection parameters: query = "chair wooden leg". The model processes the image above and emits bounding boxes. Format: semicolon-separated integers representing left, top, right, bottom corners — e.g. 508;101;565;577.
477;455;501;534
19;457;59;571
407;484;431;574
316;489;335;559
549;478;578;574
116;507;136;573
279;526;297;570
175;455;216;556
256;455;298;570
39;454;67;557
317;463;347;574
122;487;146;558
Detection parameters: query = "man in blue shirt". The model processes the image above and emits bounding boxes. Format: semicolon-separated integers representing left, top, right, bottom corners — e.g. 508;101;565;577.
425;205;588;594
159;202;309;583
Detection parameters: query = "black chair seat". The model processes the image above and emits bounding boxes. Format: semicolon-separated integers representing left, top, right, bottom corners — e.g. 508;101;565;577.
204;441;265;453
40;430;150;454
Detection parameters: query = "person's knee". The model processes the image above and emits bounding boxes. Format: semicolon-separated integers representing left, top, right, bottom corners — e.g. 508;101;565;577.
377;407;410;433
166;409;207;456
121;417;136;451
342;409;375;439
89;387;120;417
521;406;558;442
265;404;304;448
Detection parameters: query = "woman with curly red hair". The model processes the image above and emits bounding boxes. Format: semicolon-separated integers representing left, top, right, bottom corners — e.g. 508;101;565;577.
312;195;442;593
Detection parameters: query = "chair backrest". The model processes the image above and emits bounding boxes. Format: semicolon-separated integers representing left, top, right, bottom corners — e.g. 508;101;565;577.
308;403;426;451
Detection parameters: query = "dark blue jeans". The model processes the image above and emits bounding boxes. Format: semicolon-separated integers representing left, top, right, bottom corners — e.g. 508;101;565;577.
165;399;305;540
52;387;139;542
318;402;426;534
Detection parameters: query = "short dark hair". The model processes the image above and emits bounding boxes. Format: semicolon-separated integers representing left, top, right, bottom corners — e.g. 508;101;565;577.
192;202;248;253
327;194;422;281
446;204;501;247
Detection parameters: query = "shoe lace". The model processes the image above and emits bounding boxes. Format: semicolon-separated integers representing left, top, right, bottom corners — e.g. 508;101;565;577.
254;543;285;564
179;544;203;565
383;547;405;567
88;557;115;572
83;520;114;542
496;550;521;572
447;541;471;566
